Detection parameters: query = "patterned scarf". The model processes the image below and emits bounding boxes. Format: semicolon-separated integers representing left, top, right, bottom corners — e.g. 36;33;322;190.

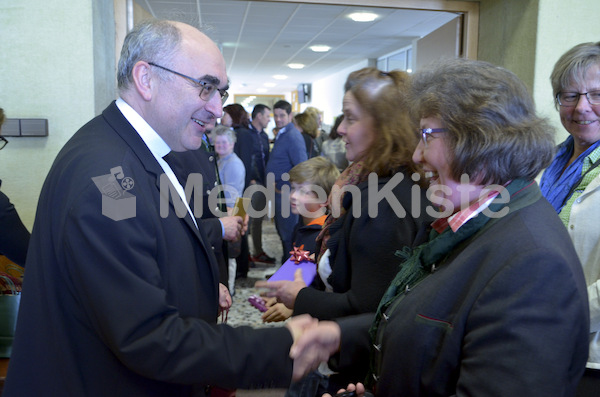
315;161;367;263
367;179;539;385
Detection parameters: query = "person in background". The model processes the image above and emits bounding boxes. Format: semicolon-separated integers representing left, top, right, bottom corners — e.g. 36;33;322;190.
214;125;245;294
247;104;276;264
257;67;433;393
540;41;600;396
265;100;308;264
305;106;328;152
294;112;320;159
291;58;590;397
221;103;253;278
4;19;315;396
0;108;30;267
320;114;348;172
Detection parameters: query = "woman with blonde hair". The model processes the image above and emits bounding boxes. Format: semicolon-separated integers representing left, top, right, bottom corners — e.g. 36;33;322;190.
294;112;320;158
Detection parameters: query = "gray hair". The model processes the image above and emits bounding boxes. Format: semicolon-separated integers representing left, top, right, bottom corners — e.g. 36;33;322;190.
411;57;555;185
213;124;236;144
550;42;600;108
117;20;181;91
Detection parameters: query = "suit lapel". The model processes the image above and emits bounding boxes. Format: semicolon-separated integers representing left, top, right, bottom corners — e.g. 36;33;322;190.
101;102;220;280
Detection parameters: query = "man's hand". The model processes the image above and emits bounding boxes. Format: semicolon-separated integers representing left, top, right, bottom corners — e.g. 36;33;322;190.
218;283;232;313
288;319;341;382
255;269;306;309
220;216;243;241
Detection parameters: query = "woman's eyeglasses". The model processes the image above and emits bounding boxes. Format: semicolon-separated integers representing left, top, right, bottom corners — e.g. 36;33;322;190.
419;128;448;147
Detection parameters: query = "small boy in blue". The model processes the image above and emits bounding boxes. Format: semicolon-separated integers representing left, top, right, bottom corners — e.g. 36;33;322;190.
261;156;340;397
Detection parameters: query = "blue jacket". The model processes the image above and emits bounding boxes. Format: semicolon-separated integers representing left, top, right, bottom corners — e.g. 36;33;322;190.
265;122;307;189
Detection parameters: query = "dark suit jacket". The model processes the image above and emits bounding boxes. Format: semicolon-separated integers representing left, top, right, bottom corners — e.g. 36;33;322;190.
334;191;589;396
167;148;229;285
233;126;254;189
4;102;293;396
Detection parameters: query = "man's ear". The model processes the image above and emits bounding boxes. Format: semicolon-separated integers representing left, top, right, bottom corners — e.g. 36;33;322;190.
131;61;154;101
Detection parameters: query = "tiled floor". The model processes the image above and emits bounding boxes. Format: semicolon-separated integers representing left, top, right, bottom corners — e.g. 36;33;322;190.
229;218;289;397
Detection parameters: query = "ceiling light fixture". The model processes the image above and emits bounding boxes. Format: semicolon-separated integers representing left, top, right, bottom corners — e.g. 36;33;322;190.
273;74;288;80
309;45;331;53
287;63;305;69
348;12;378;22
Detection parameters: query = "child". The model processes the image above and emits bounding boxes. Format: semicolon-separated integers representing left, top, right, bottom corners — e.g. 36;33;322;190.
262;156;339;323
262;156;340;397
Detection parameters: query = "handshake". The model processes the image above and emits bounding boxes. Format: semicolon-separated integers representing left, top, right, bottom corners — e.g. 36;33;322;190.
284;315;368;397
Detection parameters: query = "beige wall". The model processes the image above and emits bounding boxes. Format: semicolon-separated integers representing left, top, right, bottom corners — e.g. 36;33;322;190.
0;0;113;230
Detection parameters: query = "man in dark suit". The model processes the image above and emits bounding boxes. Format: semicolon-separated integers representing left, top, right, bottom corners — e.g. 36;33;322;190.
4;20;311;397
247;104;276;264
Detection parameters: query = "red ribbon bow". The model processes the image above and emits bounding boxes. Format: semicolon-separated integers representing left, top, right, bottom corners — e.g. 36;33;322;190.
289;244;312;264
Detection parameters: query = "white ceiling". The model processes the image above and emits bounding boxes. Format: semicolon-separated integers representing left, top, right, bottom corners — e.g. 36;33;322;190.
137;0;459;95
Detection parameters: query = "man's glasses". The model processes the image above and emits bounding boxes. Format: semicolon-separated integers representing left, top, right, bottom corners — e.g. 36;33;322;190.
419;128;448;147
556;91;600;107
148;62;229;104
0;136;7;150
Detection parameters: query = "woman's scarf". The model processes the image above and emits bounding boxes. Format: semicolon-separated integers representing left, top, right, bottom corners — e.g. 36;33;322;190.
315;161;367;263
540;135;600;212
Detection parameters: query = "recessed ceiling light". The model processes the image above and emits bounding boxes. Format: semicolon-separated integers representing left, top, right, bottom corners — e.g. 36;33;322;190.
309;45;331;53
273;74;288;80
348;12;378;22
264;82;276;87
287;63;305;69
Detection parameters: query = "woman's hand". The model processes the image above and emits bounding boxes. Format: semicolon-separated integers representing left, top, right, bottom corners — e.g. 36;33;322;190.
255;269;306;309
323;383;366;397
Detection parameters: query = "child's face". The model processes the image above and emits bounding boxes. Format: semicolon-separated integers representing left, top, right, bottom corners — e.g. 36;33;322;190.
290;182;327;217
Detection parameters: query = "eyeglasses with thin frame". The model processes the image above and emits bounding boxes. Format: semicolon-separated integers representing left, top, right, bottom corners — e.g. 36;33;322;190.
419;128;448;147
148;62;229;104
556;91;600;107
0;136;7;150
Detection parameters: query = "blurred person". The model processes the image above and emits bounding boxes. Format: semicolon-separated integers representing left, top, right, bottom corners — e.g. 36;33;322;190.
294;112;320;159
291;58;590;397
214;125;245;294
247;104;276;264
4;19;316;397
540;41;600;396
0;108;30;267
305;106;328;152
257;67;433;392
321;114;349;172
222;103;253;278
266;100;308;264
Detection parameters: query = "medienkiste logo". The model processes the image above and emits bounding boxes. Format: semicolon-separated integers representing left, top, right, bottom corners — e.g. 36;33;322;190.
92;166;136;221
